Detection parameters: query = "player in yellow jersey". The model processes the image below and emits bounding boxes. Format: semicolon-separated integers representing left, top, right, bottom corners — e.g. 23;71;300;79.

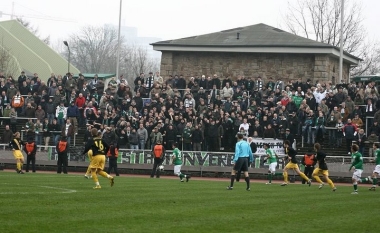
84;149;93;179
82;128;114;189
9;132;25;174
281;140;311;186
312;143;337;191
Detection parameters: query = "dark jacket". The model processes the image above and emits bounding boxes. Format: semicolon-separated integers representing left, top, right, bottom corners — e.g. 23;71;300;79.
117;132;129;147
2;129;13;143
67;105;80;118
191;129;203;143
45;102;56;114
343;123;357;140
128;132;139;145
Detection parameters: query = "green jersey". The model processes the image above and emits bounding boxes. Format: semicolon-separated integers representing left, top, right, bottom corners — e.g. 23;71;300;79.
292;95;303;108
375;149;380;165
266;148;277;163
172;148;182;165
351;152;363;170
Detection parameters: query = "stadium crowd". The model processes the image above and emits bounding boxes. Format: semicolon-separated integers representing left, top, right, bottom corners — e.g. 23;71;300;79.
0;70;379;156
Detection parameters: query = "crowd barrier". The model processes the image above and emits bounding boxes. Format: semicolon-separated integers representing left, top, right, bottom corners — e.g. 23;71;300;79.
0;144;374;174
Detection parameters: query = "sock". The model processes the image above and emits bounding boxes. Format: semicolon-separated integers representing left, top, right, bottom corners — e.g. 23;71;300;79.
86;166;91;175
16;162;21;171
373;178;378;186
360;178;368;183
96;182;99;186
91;171;99;183
236;172;241;181
268;173;272;183
326;178;334;188
353;184;357;191
313;175;323;184
98;170;109;178
283;172;288;183
299;172;310;182
245;176;250;189
179;173;184;180
230;175;235;187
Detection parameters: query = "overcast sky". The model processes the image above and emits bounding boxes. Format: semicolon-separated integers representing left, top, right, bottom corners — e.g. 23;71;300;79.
0;0;379;46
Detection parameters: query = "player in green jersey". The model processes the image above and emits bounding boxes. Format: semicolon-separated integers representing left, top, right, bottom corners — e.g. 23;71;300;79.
349;144;363;194
170;143;190;182
263;143;281;184
368;143;380;191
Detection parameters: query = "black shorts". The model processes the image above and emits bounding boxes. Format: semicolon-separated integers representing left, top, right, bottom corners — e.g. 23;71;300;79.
233;157;249;172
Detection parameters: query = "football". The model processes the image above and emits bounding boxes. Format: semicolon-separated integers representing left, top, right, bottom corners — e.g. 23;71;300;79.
159;165;164;171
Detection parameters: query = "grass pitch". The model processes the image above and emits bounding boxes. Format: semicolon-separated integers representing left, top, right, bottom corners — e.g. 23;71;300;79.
0;172;377;233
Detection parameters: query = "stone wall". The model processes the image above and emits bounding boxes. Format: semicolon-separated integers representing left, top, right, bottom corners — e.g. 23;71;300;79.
314;55;350;85
160;51;351;83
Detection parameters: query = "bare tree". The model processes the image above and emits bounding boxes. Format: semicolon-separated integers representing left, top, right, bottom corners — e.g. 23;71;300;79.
69;25;119;73
16;18;50;45
0;38;20;78
64;25;160;86
282;0;380;75
120;45;160;88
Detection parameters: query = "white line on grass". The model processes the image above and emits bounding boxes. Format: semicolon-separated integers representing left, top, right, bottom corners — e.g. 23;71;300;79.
0;184;77;195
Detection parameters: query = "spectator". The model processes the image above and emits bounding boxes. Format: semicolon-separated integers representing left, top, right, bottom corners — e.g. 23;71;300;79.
355;128;367;156
11;90;24;115
1;125;13;145
137;123;148;150
343;119;358;154
67;102;79;135
335;119;344;148
61;118;74;146
56;102;67;126
35;105;45;122
352;114;364;129
128;128;139;150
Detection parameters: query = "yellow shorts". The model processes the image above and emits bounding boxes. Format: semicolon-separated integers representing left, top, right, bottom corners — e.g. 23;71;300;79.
13;150;24;160
285;162;299;170
312;168;329;176
89;155;105;170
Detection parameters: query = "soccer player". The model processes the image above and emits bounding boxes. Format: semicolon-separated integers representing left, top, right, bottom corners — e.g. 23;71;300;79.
281;140;311;186
227;133;253;191
263;143;279;184
82;128;114;189
84;151;93;179
368;143;380;191
312;143;337;191
9;132;25;174
170;142;190;182
349;144;363;194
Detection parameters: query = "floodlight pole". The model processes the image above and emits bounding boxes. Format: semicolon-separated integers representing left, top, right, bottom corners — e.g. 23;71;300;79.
116;0;122;79
63;41;71;74
339;0;344;84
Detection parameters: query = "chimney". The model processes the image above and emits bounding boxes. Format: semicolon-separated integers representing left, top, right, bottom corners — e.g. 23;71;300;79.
237;32;240;40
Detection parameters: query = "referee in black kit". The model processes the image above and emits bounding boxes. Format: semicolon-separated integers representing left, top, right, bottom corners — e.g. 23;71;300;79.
227;133;254;191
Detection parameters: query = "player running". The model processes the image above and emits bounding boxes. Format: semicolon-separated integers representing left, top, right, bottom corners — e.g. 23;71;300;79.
368;143;380;191
312;143;337;191
263;143;279;184
349;144;363;194
82;128;114;189
171;143;190;182
281;140;311;186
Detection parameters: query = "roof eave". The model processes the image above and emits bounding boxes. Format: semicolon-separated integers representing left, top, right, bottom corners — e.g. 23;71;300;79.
152;45;360;65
